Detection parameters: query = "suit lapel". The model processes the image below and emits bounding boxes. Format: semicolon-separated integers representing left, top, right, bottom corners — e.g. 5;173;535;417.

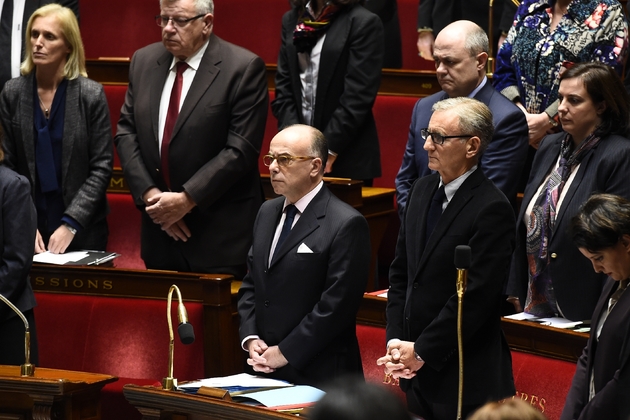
150;49;173;146
262;199;285;269
551;142;600;235
61;79;79;187
517;135;562;225
414;170;482;279
269;187;328;268
170;36;220;143
410;175;439;276
314;12;349;126
20;74;37;184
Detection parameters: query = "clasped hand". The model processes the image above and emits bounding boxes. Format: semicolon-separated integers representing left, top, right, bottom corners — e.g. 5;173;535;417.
144;189;195;241
376;339;424;380
245;338;288;373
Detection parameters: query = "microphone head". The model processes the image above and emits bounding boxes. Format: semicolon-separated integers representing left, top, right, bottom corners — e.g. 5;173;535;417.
454;245;471;269
177;322;195;345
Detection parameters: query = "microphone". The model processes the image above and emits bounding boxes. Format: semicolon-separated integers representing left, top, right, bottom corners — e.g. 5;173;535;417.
163;284;195;390
0;293;35;376
454;245;471;420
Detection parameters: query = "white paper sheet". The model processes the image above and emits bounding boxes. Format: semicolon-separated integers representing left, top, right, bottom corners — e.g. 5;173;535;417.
33;251;89;265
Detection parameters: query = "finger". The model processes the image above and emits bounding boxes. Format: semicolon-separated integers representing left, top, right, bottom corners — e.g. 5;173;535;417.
177;220;192;238
165;224;188;241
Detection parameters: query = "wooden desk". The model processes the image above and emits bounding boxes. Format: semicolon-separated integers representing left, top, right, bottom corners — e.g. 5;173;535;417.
123;384;297;420
356;293;588;362
0;365;116;420
30;265;240;377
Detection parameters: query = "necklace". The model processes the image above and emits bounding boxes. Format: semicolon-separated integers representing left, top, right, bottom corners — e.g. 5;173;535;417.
38;96;50;119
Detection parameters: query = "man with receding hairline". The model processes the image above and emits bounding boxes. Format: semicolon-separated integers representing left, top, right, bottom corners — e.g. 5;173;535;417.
115;0;267;277
238;124;370;387
397;20;528;216
380;98;515;420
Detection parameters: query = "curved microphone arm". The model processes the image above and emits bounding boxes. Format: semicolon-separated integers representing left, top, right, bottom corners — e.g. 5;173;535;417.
163;284;194;390
0;293;34;376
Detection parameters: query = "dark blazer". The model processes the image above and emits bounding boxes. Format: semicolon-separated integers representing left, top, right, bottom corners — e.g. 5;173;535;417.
115;35;268;270
417;0;518;42
0;74;113;249
395;81;528;214
387;169;516;405
0;165;36;323
271;5;384;180
238;185;370;387
561;278;630;420
507;133;630;321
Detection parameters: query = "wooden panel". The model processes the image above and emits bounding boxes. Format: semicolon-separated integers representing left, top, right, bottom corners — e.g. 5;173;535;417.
30;265;239;378
87;60;436;98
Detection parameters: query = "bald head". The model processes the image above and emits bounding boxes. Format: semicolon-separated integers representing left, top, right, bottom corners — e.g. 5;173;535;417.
433;20;488;97
267;125;327;203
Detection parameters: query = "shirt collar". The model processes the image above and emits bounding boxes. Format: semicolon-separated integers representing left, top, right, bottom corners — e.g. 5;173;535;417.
284;181;324;214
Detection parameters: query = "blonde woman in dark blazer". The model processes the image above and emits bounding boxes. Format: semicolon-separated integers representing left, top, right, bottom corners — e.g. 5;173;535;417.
0;4;112;254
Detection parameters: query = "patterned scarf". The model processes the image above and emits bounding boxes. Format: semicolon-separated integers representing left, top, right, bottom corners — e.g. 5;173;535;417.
293;1;340;53
524;132;601;316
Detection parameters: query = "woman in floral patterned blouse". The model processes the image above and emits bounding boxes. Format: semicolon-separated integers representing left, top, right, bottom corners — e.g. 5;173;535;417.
493;0;627;148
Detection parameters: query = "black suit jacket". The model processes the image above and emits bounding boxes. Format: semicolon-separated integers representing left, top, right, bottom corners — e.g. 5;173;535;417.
387;169;515;405
115;35;268;269
238;185;370;387
0;165;36;323
508;133;630;321
271;5;384;180
561;278;630;420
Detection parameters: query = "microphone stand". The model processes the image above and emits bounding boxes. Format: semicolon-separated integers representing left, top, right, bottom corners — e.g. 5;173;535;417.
0;294;35;376
163;284;191;390
487;0;495;76
455;246;471;420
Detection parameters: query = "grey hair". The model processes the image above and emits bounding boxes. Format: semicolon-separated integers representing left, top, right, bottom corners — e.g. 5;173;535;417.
463;23;489;56
432;97;493;155
159;0;214;14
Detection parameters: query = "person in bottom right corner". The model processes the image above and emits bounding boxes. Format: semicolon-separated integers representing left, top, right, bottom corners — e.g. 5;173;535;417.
561;193;630;420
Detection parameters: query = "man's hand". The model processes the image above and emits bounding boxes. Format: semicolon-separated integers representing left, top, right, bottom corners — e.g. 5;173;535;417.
245;339;288;373
48;225;75;254
34;229;46;254
163;219;192;242
377;339;424;380
145;191;196;230
417;31;435;60
324;154;337;174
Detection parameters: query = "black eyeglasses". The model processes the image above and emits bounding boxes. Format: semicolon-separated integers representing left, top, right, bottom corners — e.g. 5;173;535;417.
155;14;205;28
420;129;474;145
263;154;316;167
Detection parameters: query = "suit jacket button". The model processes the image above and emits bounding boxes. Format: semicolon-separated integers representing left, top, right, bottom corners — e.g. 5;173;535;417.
551;253;557;259
264;300;270;307
413;282;418;289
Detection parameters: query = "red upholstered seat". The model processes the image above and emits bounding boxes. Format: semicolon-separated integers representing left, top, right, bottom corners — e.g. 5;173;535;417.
102;85;127;168
510;351;576;420
34;292;205;420
356;324;577;420
356;324;406;400
106;193;144;269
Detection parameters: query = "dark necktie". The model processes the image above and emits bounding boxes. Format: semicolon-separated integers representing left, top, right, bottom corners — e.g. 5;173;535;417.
0;0;13;88
276;205;298;252
161;61;188;189
425;185;446;244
